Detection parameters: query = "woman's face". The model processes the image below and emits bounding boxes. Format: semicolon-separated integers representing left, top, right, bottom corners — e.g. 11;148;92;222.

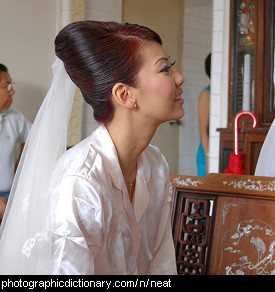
133;40;184;126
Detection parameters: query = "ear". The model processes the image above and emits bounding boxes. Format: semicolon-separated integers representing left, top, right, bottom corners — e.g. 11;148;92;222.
112;83;135;109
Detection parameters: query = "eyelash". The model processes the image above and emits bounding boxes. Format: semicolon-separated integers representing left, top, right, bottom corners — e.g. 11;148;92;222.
161;61;176;73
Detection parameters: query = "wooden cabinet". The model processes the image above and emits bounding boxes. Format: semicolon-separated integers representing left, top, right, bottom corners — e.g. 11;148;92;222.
218;0;275;174
170;173;275;275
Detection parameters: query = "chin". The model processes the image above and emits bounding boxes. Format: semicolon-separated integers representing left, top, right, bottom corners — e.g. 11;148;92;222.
173;109;184;120
157;109;185;125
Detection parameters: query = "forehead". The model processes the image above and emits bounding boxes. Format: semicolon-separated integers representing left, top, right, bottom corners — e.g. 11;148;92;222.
140;40;169;65
0;71;11;84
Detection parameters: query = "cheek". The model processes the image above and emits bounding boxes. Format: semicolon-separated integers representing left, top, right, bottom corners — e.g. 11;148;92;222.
0;94;10;107
0;95;5;107
159;82;175;99
144;77;175;99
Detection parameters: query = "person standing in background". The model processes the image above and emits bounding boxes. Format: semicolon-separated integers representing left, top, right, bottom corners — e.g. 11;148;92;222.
197;53;211;177
0;64;32;201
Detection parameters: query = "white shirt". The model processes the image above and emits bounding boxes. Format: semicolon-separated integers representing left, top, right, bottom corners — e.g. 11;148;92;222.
50;125;177;275
0;107;32;191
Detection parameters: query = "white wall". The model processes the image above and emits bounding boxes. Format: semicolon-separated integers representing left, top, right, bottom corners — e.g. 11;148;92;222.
0;0;61;122
85;0;122;22
179;0;213;175
208;0;230;173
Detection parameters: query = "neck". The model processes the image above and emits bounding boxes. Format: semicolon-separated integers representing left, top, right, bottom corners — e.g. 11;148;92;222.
106;117;158;181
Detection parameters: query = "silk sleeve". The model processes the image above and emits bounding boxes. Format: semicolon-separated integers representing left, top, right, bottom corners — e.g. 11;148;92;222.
51;175;104;275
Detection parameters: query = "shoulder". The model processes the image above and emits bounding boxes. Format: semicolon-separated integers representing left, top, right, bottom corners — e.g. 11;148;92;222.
199;89;210;101
50;133;109;210
6;107;31;125
198;89;210;109
146;144;166;160
7;107;25;119
145;144;169;173
52;135;95;182
144;145;170;206
51;127;110;191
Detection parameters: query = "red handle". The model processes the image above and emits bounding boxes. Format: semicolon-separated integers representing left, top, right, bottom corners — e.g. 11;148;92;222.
234;111;258;155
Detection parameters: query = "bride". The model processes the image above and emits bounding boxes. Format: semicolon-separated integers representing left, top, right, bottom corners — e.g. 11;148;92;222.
0;21;184;275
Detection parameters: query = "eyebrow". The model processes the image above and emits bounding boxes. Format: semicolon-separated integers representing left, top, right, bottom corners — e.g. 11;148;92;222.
154;56;170;65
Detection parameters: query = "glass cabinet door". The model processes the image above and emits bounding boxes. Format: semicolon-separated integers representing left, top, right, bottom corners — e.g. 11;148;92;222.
266;0;275;118
231;0;257;116
230;0;275;124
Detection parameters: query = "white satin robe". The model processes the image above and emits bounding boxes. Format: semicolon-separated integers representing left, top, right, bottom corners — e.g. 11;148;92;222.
50;125;177;275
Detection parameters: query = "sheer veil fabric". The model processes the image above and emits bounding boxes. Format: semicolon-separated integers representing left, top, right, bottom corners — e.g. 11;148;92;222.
0;59;76;274
255;118;275;177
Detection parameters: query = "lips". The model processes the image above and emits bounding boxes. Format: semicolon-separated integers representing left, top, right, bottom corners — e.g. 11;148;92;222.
174;90;183;101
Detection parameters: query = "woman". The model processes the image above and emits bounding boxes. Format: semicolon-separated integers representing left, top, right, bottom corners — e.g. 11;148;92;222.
0;21;184;275
197;53;211;177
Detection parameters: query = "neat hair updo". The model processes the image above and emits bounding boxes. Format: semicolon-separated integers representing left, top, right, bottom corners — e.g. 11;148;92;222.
54;20;162;124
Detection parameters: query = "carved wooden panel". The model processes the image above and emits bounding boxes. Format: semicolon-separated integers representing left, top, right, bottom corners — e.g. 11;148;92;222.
209;196;275;275
172;191;216;275
170;173;275;275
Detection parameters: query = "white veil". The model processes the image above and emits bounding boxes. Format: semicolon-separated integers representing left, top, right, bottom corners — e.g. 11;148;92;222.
255;118;275;177
0;58;76;274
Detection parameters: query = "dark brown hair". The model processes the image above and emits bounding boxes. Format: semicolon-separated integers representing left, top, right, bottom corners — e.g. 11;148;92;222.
55;21;162;124
0;64;8;72
205;53;211;78
0;64;8;82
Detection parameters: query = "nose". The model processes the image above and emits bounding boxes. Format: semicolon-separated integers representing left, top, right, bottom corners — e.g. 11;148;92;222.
9;88;15;95
174;69;184;87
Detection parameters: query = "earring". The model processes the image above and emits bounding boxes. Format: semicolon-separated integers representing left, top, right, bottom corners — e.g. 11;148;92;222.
133;103;137;108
